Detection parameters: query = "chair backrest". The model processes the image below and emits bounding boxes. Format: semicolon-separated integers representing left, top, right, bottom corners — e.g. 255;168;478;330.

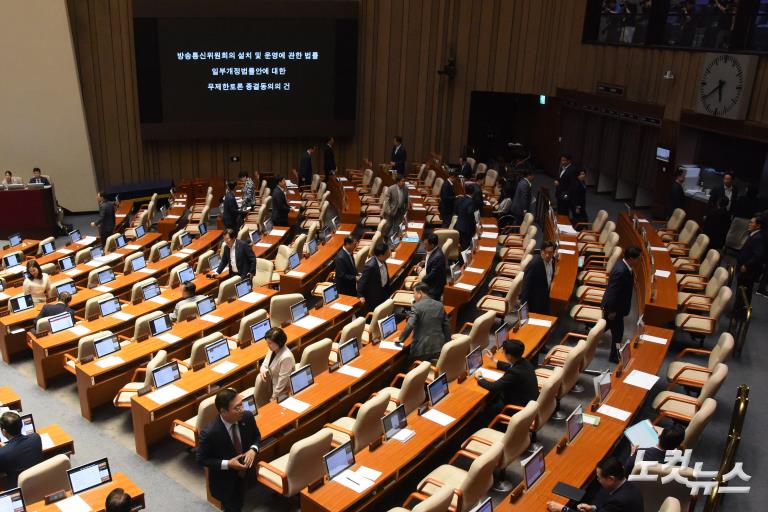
458;442;503;512
698;249;720;279
466;310;496;350
253;258;275;287
18;454;71;503
306;221;319;245
130;278;158;304
123;252;143;274
149;241;170;263
366;232;383;259
194;395;219;432
476;162;487;176
442;238;455;263
397;361;431;414
104;233;122;254
434;334;470;382
708;286;732;319
291;234;307;258
189;332;224;368
339;316;365;344
253;371;273;407
410;484;455;512
168;262;190;289
84;293;115;320
598;221;616;244
504;271;525;313
310;173;322;193
667;208;687;232
535;367;563;429
78;330;114;361
236;309;268;343
521;239;536;260
367;299;395;341
602;232;620;256
283;429;334;496
658;497;682;512
49;278;73;299
687;234;709;261
431;177;443;197
605;246;623;273
369;176;382;196
196;249;214;274
298;338;332;377
558;340;588;397
269;292;304;327
708;332;734;369
37;236;55;256
683;397;716;451
698;363;728;403
256;199;270;229
500;400;538;467
143;350;168;385
349;391;391;452
582;319;607;369
40;263;57;276
630;463;695;512
133;310;165;340
75;247;91;265
519;212;534;234
423;170;436;188
274;244;293;272
484;169;498;188
170;230;184;251
87;266;111;288
704;268;728;298
592;210;609;233
353;247;367;273
361;168;373;186
522;225;537;247
434;229;460;261
678;220;699;245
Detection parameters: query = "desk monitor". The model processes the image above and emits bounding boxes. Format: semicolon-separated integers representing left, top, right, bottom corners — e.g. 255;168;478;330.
141;282;161;301
40;241;55;255
450;262;462;283
58;255;75;272
180;232;192;247
390;234;401;248
196;296;217;317
461;248;472;267
0;414;35;444
198;222;208;235
204;338;230;365
69;229;82;243
495;322;509;347
28;182;45;190
466;346;483;376
381;403;407;441
322;284;339;305
250;318;271;343
97;268;115;285
115;235;127;249
323;441;354;481
321;227;332;243
469;497;493;512
656;146;671;163
149;315;172;337
131;255;147;272
331;216;339;232
208;253;221;272
289;364;314;395
235;279;251;298
427;372;449;407
2;253;20;269
151;360;181;388
158;244;172;260
10;295;34;314
523;446;545;490
67;458;112;495
48;312;74;334
99;297;121;317
8;233;22;248
55;281;77;298
242;395;257;415
178;267;194;285
250;230;261;245
378;314;397;341
619;340;631;373
93;334;121;359
0;487;26;512
262;218;273;234
287;251;300;270
90;246;104;259
566;404;584;443
134;225;146;239
517;302;529;327
307;238;318;255
290;300;309;323
593;371;611;405
338;337;360;366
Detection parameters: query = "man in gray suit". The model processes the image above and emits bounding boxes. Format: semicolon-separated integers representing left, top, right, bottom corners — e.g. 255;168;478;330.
510;168;533;225
383;174;409;236
398;283;451;365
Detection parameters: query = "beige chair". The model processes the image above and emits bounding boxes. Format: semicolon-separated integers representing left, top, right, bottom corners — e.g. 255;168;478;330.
544;319;606;373
389;487;455;512
576;245;622;288
362;299;395;344
269;293;303;327
658;497;681;512
664;220;699;252
167;262;190;289
379;360;431;414
234;309;268;345
433;229;460;261
676;267;728;312
536;340;589;419
657;208;687;240
503;366;562;451
454;310;496;351
426;334;470;382
170;395;218;448
630;464;696;512
253;258;278;288
477;271;523;317
18;454;71;503
130;278;159;304
274;244;293;272
577;220;616;250
241;372;273;408
672;233;709;268
36;236;55;256
574;209;609;240
580;231;619;263
39;262;56;276
291;234;308;260
666;332;733;388
87;265;112;288
652;363;728;423
133;310;166;340
462;400;537;471
322;391;390;451
678;397;716;451
674;286;731;343
149;241;171;262
195;249;214;274
500;226;537;261
75;247;91;265
256;429;333;497
297;338;332;376
84;293;115;320
63;331;115;373
113;350;168;407
329;317;366;363
498;212;534;246
677;250;720;291
122;252;144;274
216;275;243;303
104;233;122;253
177;332;229;370
494;244;534;279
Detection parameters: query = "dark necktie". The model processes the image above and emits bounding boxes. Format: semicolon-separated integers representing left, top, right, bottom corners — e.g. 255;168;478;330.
231;424;242;453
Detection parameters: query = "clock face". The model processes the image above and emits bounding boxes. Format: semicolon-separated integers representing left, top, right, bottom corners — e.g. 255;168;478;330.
698;54;745;117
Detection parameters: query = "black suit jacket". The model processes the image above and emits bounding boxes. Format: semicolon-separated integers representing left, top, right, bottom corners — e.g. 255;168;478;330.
196;412;261;504
270;186;290;226
334;248;357;296
569;179;587;215
357;257;390;312
0;433;43;488
439;180;455;221
708;184;738;212
601;260;634;317
477;358;539;407
592;480;644;512
459;162;472;179
422;248;447;300
35;302;75;325
454;196;476;238
737;230;765;281
668;181;686;216
96;200;116;238
510;178;532;220
29;176;50;186
391;145;406;174
299;151;313;182
555;163;575;201
520;255;552;314
217;239;256;278
323;144;336;173
221;191;240;230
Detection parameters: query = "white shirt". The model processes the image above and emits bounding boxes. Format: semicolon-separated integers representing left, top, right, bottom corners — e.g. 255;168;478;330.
219;415;258;470
724;186;733;207
228;244;238;274
543;258;554;288
377;258;388;287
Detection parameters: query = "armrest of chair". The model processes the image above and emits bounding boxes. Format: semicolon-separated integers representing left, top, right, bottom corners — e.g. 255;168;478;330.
679;274;706;290
681;301;711;314
173;358;192;370
256;461;288;493
170;418;198;442
130;367;147;381
676;261;700;273
673;347;712;361
389;373;407;387
679;313;715;333
576;229;598;240
448;449;480;465
578;287;605;303
488;413;513;430
668;365;712;388
63;353;79;366
460;434;494;451
458;321;473;335
557;331;587;346
652;409;694;425
500;404;524;416
323;422;355;441
346;403;363;417
416;477;446;493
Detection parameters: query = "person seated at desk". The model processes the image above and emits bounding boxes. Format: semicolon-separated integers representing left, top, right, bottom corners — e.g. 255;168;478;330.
105;488;132;512
23;260;51;305
547;456;644;512
398;283;451;365
29;167;50;186
260;327;295;402
170;283;204;322
334;236;358;297
357;242;391;313
0;411;43;488
475;339;538;413
214;228;256;280
413;233;447;300
35;291;74;324
624;424;684;475
3;170;17;185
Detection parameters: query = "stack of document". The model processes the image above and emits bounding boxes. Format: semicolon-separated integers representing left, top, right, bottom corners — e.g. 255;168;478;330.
422;409;455;426
391;428;415;442
334;466;380;493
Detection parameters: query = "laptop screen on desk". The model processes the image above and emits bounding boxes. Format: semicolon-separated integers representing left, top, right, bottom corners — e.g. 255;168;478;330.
518;302;529;326
178;267;194;285
115;235;127;249
149;315;172;337
235;279;251;298
158;244;171;260
67;458;111;495
287;252;300;270
9;295;34;313
323;441;354;481
180;232;192;247
378;314;397;340
339;338;360;366
307;238;318;255
94;334;121;359
41;241;55;255
250;318;270;343
290;300;308;323
131;255;147;272
99;298;121;317
241;395;257;415
566;404;584;443
208;254;221;272
204;338;230;365
56;281;77;298
382;404;407;441
523;446;545;489
250;230;261;245
3;253;20;268
49;312;74;334
289;365;314;395
69;229;81;243
469;497;493;512
0;487;26;512
466;347;483;376
142;282;160;301
322;284;338;305
90;246;104;259
58;255;75;271
427;373;449;407
262;219;273;234
198;222;208;235
495;323;509;347
97;268;115;285
196;296;216;317
619;340;631;373
135;225;145;239
151;361;180;388
8;233;22;247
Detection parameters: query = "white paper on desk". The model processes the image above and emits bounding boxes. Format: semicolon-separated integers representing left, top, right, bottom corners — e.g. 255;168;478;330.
85;260;103;268
379;341;403;351
286;270;306;278
255;242;273;248
0;293;8;300
386;258;404;265
337;177;348;182
356;466;382;481
280;396;310;413
64;269;83;277
68;325;92;336
454;282;475;291
479;369;503;381
239;291;268;304
336;230;352;235
650;246;668;252
212;361;238;374
623;370;660;390
165;214;181;219
75;236;97;246
125;244;141;250
294;315;325;330
112;311;134;321
407;222;424;229
640;333;668;345
412;206;426;211
95;253;121;263
57;248;74;254
331;302;353;312
527;318;552;328
480;232;496;239
289;201;302;205
557;224;578;235
146;384;185;405
335;469;374;493
558;249;576;255
465;267;483;273
654;269;671;278
270;229;287;236
54;494;92;512
343;186;354;189
596;404;632;422
149;295;170;305
94;355;125;369
200;314;224;324
40;432;54;450
158;333;182;344
392;428;416;442
137;267;155;274
337;365;366;378
180;248;195;254
478;246;496;253
422;408;455;426
481;223;496;229
559;240;576;247
171;252;186;258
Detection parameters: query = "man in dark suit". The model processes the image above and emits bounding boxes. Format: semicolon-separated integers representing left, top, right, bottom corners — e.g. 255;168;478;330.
270;175;290;227
439;172;456;227
390;136;407;174
90;191;116;247
458;156;473;179
197;388;261;512
736;216;765;298
454;185;477;250
707;171;738;214
299;145;315;187
668;168;686;217
29;167;50;186
555;154;576;215
357;242;391;313
398;283;451;364
521;241;556;314
510;169;533;225
35;291;74;325
334;236;358;296
601;246;641;362
476;340;538;413
0;411;44;488
221;181;240;231
215;229;256;279
547;457;644;512
323;136;336;181
415;233;447;300
569;169;588;226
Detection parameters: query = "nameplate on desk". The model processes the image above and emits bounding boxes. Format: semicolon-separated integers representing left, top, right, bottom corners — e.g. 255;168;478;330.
289;201;302;205
527;318;552;328
239;291;267;304
125;244;141;250
53;494;91;512
40;432;54;450
465;267;483;274
330;302;353;312
559;240;576;247
337;365;366;378
480;232;496;239
0;292;8;300
294;315;325;330
623;370;659;390
596;404;631;422
64;269;83;276
57;248;74;254
336;230;351;235
158;333;182;344
286;270;306;278
385;258;404;265
85;260;104;268
280;396;310;413
391;428;415;443
270;229;288;236
422;408;455;426
478;246;496;253
68;325;92;336
638;218;650;223
479;369;503;381
112;311;134;322
558;249;576;255
557;224;578;235
379;341;402;351
146;384;185;405
639;333;668;345
149;296;170;305
165;214;181;219
337;177;348;182
212;361;238;374
412;206;426;211
454;283;475;291
94;355;125;369
255;242;272;248
200;314;224;324
407;222;424;229
650;246;668;252
654;269;671;278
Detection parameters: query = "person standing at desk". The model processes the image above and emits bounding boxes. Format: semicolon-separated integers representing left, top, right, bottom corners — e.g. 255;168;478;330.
221;181;240;232
90;191;115;247
215;229;256;280
390;136;407;174
601;246;641;363
238;171;257;211
520;240;556;314
299;145;315;187
323;136;336;181
35;291;74;324
270;175;290;227
260;327;295;402
570;169;588;226
555;154;576;215
458;156;473;179
334;236;358;297
475;340;538;412
414;233;447;300
454;186;477;250
29;167;50;186
510;168;533;225
357;242;391;313
736;216;765;298
23;260;51;304
197;388;261;512
708;171;738;214
0;411;43;488
398;283;451;364
547;457;644;512
383;174;409;236
439;172;457;228
668;168;686;217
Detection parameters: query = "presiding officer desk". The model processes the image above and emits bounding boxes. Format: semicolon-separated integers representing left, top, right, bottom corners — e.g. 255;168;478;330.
26;473;145;512
0;186;57;239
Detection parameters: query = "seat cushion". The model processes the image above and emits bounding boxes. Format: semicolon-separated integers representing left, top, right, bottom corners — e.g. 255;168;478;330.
464;427;504;456
576;286;604;304
477;295;506;314
419;464;466;506
674;314;712;332
570;305;602;322
652;391;697;418
392;290;415;306
172;416;198;445
666;362;709;384
488;276;513;291
326;417;355;446
114;382;144;406
259;452;290;490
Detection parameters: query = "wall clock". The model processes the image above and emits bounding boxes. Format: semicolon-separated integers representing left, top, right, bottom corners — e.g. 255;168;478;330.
695;53;758;121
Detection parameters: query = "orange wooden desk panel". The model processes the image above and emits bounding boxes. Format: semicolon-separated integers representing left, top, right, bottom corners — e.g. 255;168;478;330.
157;205;188;240
513;313;559;359
34;237;99;267
38;424;76;458
113;199;135;231
279;224;355;293
0;387;21;410
442;223;499;310
27;473;145;512
241;217;292;259
496;325;673;511
0;239;39;259
545;215;578;315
